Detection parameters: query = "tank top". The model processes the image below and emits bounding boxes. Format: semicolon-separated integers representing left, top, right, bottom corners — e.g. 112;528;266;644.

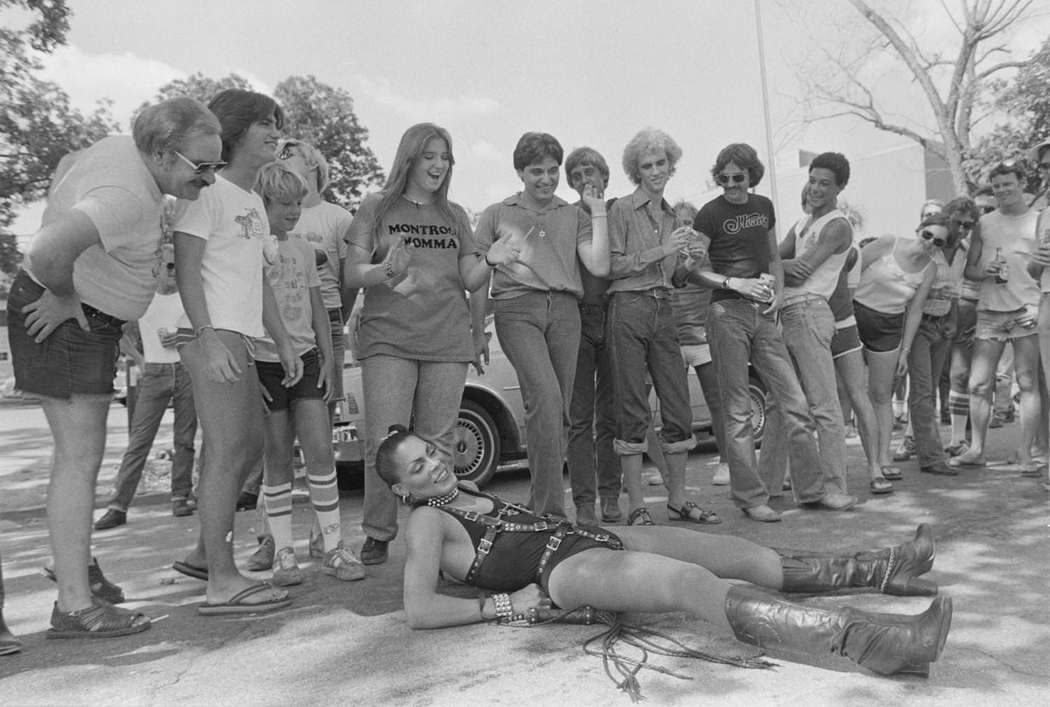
853;237;929;314
783;209;850;302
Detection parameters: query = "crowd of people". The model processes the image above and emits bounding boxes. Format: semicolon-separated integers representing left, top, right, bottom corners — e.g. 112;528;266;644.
4;89;1049;681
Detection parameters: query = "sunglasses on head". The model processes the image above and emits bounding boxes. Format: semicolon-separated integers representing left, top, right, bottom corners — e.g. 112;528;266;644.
278;144;298;161
717;173;747;185
174;150;227;175
920;230;946;247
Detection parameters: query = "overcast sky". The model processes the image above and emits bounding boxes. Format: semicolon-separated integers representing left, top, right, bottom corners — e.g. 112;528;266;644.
11;0;1050;233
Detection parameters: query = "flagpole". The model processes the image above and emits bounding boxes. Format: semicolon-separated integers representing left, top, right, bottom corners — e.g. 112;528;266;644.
754;0;780;238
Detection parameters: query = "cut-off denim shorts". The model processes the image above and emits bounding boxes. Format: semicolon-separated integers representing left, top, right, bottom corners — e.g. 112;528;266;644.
7;269;124;398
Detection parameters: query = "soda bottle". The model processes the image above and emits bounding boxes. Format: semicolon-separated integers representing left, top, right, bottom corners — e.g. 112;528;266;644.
993;247;1009;284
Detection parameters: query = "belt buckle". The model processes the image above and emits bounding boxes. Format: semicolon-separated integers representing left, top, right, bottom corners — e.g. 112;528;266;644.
545;535;562;552
477;537;493;554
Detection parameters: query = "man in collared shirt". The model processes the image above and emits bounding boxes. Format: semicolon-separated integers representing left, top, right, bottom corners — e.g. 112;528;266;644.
606;128;720;528
473;132;609;517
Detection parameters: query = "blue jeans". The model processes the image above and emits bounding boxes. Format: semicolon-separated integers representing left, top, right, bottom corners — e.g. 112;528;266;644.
361;355;467;540
109;362;197;509
708;298;825;508
607;292;693;452
567;303;619;507
908;313;954;466
494;291;581;517
758;298;849;494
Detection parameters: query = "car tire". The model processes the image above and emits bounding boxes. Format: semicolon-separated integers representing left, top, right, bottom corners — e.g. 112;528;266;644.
454;399;501;487
748;376;768;444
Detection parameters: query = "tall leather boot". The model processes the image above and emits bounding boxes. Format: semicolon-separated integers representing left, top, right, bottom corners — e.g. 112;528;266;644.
778;524;937;596
1;559;24;656
724;585;952;676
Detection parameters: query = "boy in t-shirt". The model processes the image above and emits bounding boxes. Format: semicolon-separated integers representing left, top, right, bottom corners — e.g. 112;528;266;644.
254;163;365;584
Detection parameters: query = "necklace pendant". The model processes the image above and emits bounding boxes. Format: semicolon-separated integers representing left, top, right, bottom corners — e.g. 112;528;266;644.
538;229;546;239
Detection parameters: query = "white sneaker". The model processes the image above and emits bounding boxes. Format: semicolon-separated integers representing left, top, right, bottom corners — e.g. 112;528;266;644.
712;463;730;486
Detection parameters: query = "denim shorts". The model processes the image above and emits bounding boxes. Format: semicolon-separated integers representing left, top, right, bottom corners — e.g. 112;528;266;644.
6;269;125;398
256;348;325;410
975;308;1038;342
854;301;904;352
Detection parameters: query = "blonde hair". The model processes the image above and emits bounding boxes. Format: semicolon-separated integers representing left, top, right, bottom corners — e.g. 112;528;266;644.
255;162;308;205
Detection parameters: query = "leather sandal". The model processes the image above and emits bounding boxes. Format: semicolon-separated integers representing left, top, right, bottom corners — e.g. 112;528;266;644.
627;507;656;526
667;501;722;525
880;466;903;481
47;599;150;639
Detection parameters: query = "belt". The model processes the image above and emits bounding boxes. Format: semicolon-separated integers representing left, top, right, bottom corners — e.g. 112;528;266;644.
782;293;827;307
614;287;671;300
81;303;126;328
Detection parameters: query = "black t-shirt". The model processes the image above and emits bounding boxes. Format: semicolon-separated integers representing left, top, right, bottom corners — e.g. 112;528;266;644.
694;193;776;301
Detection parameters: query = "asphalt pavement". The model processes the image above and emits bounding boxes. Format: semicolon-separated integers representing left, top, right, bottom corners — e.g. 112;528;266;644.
0;398;1047;705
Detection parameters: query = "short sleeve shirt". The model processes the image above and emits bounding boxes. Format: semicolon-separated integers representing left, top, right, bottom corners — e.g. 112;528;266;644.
695;193;776;302
172;175;268;337
255;238;321;362
29;136;165;321
347;193;476;362
474;194;591;299
289;201;352;310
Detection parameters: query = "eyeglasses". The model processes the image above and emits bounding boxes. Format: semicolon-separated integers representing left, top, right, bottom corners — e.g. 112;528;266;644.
717;173;747;185
174;151;227;175
920;230;947;247
954;218;975;230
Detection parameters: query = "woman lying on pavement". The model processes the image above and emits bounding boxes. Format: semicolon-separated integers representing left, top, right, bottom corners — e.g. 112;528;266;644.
375;426;953;678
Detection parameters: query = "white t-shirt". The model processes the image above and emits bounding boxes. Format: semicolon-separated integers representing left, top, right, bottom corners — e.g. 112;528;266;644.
139;292;187;364
27;136;164;321
255;238;321;362
976;209;1040;312
290;201;352;310
172;175;268;337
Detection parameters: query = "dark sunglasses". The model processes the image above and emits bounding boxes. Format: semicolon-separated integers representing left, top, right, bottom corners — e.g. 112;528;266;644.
920;230;946;247
979;205;995;214
174;150;227;175
717;173;747;185
955;219;975;230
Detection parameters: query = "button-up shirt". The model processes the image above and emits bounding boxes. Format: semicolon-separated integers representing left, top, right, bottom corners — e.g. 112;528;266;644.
607;187;678;294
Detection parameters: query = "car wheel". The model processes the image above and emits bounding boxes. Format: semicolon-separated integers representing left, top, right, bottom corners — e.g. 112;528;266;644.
748;376;768;444
453;399;501;487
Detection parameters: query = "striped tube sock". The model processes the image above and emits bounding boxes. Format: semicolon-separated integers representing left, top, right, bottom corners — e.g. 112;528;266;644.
262;482;294;551
308;469;342;552
948;391;970;416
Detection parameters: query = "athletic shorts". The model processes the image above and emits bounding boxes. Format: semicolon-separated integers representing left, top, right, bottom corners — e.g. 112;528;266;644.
831;322;863;360
7;269;124;398
256;348;325;411
854;301;904;353
680;343;712;367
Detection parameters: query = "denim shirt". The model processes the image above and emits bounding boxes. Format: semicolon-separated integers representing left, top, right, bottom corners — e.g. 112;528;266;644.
607;188;678;294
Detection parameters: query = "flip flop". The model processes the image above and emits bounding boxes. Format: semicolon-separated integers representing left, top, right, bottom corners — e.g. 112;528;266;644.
947;453;986;468
881;466;903;481
172;560;209;581
869;475;894;494
198;584;291;616
667;501;722;525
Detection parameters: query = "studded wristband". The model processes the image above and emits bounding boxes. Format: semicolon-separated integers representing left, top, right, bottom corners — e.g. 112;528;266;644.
492;593;513;622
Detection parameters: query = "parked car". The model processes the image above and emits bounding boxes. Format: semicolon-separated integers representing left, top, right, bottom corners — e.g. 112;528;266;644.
334;318;767;489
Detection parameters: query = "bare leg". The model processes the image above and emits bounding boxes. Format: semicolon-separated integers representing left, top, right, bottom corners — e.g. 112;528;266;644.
41;394;110;612
1011;335;1041;467
963;338;1005;459
864;347;900;469
836;350;881;479
620;453;646;514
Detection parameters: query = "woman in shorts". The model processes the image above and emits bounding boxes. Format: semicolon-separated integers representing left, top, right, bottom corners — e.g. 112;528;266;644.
853;215;940;480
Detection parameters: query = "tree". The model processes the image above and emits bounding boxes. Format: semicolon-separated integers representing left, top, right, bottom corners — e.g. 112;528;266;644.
144;73;384;211
787;0;1036;193
974;35;1050;180
275;75;384;211
0;0;118;272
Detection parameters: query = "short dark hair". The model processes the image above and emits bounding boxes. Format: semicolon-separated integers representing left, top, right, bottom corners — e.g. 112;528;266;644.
711;143;765;188
564;146;610;187
987;159;1026;183
207;89;284;163
375;424;414;487
809;152;850;187
513;132;563;171
943;196;978;222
